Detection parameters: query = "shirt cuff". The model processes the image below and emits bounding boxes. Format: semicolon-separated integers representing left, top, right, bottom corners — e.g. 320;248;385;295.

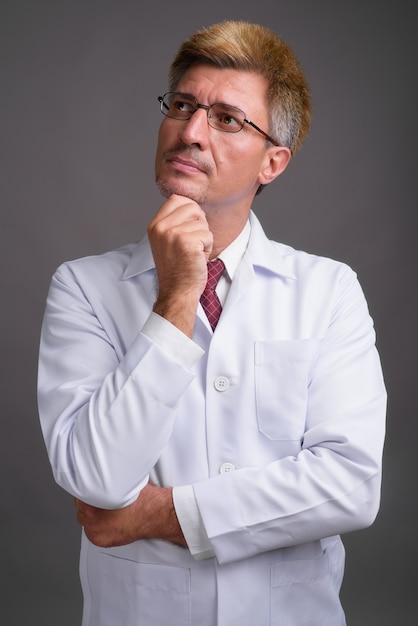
173;485;215;561
142;312;204;370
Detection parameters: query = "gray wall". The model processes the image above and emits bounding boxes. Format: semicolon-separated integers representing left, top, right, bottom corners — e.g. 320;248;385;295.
2;1;416;623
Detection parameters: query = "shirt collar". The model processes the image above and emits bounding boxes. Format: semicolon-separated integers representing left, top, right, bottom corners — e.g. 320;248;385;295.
217;220;251;281
218;212;296;281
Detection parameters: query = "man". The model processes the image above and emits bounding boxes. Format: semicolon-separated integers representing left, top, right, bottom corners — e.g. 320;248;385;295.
38;20;386;626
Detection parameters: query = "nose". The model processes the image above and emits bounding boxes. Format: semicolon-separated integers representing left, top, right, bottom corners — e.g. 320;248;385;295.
178;107;210;149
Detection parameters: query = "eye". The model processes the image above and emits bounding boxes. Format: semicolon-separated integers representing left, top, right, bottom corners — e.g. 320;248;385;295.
170;95;195;117
210;104;244;131
219;113;241;127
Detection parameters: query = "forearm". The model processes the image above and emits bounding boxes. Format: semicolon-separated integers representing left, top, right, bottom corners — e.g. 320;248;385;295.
144;486;187;546
77;484;187;549
192;382;386;565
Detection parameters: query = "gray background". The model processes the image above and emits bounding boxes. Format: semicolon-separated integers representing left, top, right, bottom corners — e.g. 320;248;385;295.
2;0;417;624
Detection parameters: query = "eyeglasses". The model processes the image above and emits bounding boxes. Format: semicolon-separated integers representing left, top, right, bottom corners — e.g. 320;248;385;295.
158;91;279;146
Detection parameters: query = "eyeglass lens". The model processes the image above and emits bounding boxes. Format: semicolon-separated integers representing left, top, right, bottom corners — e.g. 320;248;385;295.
158;91;279;146
160;92;245;133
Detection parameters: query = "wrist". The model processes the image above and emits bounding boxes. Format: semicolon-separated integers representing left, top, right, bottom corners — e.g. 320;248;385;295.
153;293;200;338
147;486;186;546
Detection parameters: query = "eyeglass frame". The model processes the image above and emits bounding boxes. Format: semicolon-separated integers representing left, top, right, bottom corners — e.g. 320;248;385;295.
158;91;280;147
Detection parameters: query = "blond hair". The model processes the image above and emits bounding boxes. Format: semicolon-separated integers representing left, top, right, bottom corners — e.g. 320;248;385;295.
168;20;311;154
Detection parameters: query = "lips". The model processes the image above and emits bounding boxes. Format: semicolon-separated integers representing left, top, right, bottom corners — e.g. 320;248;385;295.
168;155;206;174
162;145;211;175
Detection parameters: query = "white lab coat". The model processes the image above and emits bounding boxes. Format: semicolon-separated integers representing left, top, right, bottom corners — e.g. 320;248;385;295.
38;211;386;625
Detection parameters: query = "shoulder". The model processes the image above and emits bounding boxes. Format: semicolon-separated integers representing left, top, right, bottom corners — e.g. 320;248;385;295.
249;211;357;286
276;240;355;279
51;238;149;288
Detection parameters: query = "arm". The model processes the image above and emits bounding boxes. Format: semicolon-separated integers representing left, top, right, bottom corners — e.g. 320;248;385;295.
75;266;386;561
38;195;211;509
192;267;387;563
147;194;213;337
75;483;187;548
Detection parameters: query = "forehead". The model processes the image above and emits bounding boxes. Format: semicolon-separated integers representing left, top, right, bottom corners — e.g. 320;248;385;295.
175;64;268;111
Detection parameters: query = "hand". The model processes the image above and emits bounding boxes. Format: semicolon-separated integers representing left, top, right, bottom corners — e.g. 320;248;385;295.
147;195;213;335
74;483;186;549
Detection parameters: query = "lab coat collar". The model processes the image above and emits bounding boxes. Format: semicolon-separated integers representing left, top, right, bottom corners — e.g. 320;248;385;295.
122;235;155;280
121;210;296;281
247;211;297;280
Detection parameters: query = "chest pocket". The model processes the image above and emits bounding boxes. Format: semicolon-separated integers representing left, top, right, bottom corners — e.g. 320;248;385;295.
254;339;320;441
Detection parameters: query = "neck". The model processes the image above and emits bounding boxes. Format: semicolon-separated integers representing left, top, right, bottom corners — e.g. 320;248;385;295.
208;218;249;259
205;208;251;259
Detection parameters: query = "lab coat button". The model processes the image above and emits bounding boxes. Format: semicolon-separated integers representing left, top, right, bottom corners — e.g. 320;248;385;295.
214;376;230;391
220;462;235;473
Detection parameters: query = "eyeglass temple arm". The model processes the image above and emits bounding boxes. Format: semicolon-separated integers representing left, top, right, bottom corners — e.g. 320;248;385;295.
158;96;168;112
244;119;279;147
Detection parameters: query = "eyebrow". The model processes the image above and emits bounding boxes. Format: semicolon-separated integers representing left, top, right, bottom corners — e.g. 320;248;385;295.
175;91;246;111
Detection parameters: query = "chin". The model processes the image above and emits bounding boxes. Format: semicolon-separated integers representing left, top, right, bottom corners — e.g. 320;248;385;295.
156;177;207;205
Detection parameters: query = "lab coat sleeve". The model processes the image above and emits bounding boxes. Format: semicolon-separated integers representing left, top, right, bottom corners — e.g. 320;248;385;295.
193;265;387;564
37;262;203;508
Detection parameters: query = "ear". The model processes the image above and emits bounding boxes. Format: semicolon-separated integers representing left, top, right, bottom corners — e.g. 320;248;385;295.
257;146;292;186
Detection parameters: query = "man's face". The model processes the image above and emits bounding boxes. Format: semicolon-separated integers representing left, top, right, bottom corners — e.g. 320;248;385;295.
155;64;283;216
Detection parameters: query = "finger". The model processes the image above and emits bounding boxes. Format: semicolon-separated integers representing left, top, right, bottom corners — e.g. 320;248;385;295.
150;196;206;229
164;194;203;216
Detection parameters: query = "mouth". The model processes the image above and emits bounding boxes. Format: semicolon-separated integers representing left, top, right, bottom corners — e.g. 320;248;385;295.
167;155;206;174
164;147;209;176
